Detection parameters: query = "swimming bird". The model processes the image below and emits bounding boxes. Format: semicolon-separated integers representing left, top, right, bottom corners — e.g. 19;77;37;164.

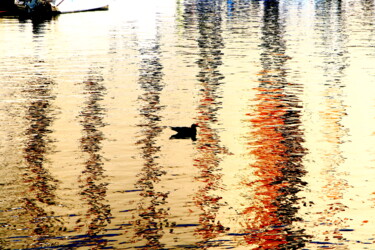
170;124;199;141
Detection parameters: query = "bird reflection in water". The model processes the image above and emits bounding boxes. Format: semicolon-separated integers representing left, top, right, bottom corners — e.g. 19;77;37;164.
77;70;111;248
192;0;228;247
133;35;170;249
21;77;62;247
242;1;309;249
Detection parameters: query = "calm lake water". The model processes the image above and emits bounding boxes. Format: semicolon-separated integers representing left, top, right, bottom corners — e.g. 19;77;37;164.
1;0;375;249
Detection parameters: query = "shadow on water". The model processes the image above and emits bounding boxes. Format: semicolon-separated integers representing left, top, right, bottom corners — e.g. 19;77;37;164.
74;69;112;248
132;28;170;249
242;1;309;249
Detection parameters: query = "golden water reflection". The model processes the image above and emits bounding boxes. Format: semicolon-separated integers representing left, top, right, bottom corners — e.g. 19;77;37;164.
1;0;375;249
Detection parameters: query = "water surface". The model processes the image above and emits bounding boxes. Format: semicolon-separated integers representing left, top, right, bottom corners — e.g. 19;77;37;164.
1;0;375;249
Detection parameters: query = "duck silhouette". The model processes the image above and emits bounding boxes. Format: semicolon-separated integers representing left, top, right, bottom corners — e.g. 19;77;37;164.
170;124;199;141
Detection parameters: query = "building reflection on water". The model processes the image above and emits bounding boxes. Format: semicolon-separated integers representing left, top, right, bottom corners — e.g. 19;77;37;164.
133;27;169;249
193;0;227;247
76;70;112;248
21;77;62;248
309;0;350;246
242;1;309;249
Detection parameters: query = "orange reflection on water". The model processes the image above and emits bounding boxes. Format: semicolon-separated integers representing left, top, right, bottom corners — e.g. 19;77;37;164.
239;1;308;248
242;80;308;249
242;86;289;249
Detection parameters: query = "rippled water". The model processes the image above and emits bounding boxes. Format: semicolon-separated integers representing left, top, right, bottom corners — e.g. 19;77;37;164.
1;0;375;249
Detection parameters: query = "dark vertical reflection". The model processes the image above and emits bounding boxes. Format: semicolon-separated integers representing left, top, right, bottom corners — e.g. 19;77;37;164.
359;0;375;45
360;0;375;30
181;0;197;37
76;70;111;248
360;0;375;46
133;33;168;249
21;77;62;248
313;0;349;245
31;20;49;35
242;1;308;249
193;0;227;247
224;0;258;25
